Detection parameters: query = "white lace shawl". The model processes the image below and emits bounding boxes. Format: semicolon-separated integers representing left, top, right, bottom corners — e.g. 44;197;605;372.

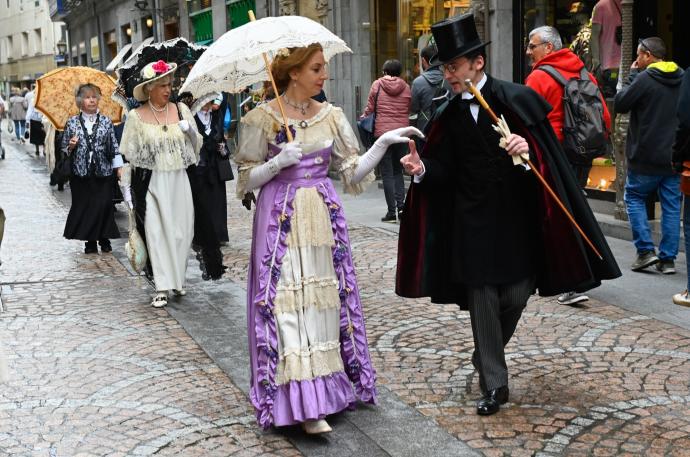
119;103;201;171
234;103;374;198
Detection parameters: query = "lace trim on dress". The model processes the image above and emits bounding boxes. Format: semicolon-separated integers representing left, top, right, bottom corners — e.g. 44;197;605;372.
273;277;341;315
339;154;375;196
287;188;336;248
275;341;344;384
119;107;200;171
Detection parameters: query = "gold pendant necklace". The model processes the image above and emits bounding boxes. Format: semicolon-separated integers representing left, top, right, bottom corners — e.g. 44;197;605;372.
149;102;169;131
283;94;310;115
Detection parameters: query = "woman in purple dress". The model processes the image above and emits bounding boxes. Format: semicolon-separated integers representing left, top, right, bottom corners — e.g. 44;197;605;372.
235;44;421;434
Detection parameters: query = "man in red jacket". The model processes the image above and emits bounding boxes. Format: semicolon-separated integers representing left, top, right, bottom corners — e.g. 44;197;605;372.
526;25;612;306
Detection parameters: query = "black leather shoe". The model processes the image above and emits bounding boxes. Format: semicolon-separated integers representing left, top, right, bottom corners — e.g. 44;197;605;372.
84;241;98;254
99;239;112;253
476;386;509;416
381;211;396;223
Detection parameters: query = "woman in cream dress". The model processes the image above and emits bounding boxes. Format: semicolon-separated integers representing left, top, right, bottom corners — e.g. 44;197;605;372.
119;60;202;308
236;44;422;433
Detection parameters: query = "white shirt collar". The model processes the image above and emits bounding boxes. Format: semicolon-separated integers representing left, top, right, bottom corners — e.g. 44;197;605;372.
461;73;487;101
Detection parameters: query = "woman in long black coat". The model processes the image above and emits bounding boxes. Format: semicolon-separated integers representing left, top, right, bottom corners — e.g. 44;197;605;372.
62;83;123;253
193;94;232;243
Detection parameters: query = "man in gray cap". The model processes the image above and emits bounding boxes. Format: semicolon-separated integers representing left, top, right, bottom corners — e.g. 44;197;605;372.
615;37;684;275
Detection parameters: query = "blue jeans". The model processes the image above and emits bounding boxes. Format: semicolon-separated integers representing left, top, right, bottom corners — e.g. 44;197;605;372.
624;171;681;260
13;120;25;140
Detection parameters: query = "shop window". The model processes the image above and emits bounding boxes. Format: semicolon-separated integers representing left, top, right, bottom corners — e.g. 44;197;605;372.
142;17;154;39
190;8;213;44
227;0;255;30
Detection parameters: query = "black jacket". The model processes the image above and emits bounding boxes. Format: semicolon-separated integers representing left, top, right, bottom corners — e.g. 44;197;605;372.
614;63;684;175
672;67;690;168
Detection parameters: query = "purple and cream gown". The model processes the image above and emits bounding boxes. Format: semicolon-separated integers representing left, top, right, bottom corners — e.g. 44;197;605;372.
236;103;377;428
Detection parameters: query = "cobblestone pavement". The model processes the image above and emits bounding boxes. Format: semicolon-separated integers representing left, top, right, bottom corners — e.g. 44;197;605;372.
0;142;300;456
223;179;690;454
4;135;690;456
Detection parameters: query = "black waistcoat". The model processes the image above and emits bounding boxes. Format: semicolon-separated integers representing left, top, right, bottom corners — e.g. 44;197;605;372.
450;82;539;286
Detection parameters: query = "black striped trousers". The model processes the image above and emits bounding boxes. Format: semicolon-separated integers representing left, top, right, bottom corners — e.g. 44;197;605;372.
467;276;535;392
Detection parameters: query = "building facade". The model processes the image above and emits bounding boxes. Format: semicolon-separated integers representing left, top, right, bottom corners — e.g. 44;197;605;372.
50;0;181;71
0;0;66;97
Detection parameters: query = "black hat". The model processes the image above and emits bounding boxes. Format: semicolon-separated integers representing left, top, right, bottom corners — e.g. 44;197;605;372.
430;13;490;65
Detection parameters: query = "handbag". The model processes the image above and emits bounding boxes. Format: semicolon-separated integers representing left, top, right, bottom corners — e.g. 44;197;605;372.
53;152;72;183
357;83;382;149
217;156;234;181
125;209;148;273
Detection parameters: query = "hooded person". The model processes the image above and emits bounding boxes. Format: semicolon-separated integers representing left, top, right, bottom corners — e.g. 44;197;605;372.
614;37;684;275
360;60;412;223
397;13;621;416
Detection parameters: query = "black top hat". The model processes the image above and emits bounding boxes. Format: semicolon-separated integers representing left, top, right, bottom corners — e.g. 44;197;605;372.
430;13;490;65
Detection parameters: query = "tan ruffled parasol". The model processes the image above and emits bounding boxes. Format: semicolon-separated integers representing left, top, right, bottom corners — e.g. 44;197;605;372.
36;66;123;130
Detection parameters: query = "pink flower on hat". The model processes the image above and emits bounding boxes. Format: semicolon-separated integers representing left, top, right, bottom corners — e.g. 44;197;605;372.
152;60;170;74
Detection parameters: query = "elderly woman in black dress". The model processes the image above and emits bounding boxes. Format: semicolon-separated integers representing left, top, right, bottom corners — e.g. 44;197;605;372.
62;83;123;253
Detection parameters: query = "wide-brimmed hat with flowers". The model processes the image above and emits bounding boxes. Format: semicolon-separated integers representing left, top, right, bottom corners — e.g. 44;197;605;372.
132;60;177;102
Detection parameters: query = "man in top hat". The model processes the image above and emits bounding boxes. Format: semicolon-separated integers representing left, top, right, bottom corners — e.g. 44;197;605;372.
397;13;620;416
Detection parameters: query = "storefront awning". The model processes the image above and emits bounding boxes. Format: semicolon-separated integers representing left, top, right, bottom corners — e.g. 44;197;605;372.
105;43;133;73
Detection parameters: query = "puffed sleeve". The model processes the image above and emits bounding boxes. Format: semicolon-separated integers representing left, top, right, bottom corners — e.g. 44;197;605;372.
118;111;140;164
234;107;272;199
329;107;375;195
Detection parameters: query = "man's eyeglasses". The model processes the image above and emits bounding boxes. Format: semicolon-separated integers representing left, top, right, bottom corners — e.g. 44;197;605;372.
526;42;547;51
638;38;651;54
441;62;460;73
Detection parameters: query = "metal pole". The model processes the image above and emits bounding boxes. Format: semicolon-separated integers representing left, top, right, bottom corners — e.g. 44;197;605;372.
614;0;634;221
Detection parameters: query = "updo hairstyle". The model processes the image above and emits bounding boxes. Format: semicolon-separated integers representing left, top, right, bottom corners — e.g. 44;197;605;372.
75;83;102;109
270;43;324;94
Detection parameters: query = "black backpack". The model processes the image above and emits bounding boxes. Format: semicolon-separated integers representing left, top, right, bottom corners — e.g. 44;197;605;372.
538;65;610;164
417;74;449;132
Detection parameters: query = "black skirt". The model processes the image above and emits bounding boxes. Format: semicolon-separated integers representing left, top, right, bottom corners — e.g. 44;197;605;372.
29;120;45;146
63;175;120;241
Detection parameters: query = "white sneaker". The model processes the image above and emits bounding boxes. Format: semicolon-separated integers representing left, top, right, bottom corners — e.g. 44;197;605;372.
151;292;168;308
557;291;588;305
302;419;332;434
673;291;690;307
172;289;186;297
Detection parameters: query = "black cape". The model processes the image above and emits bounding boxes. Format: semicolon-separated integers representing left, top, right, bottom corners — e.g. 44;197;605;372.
396;76;621;306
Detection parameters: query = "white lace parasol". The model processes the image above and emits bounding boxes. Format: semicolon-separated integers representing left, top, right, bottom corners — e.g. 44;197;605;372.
179;15;352;99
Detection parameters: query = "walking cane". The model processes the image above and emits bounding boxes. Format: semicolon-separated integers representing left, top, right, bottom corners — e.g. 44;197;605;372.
464;79;603;260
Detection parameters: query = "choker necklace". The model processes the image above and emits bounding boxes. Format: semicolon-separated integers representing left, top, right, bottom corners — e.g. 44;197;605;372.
283;94;311;115
149;102;169;131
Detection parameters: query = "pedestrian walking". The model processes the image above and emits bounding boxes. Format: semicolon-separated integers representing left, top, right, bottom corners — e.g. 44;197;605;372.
119;60;223;308
235;43;421;433
525;25;612;306
397;13;620;416
193;94;232;244
410;44;449;135
61;83;123;254
672;67;690;307
8;87;27;142
614;37;683;274
360;59;412;223
25;87;46;156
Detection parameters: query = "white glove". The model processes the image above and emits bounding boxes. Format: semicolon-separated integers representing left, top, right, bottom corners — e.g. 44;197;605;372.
178;120;190;132
120;184;134;209
246;142;303;191
352;126;424;184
